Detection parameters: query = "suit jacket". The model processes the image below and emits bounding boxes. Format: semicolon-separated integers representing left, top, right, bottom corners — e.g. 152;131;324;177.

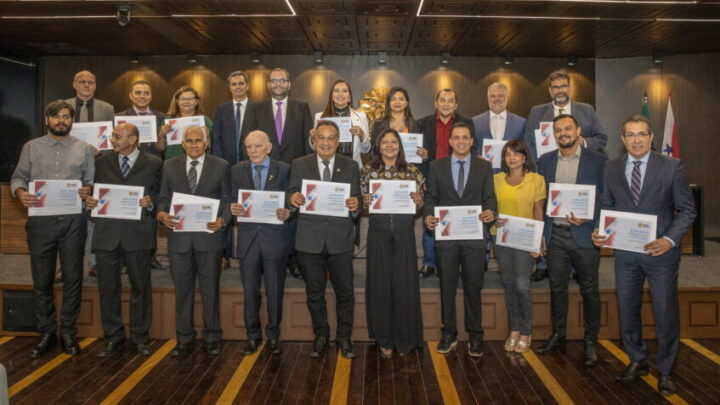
65;97;115;122
472;110;526;151
211;100;255;164
523;101;607;162
537;148;607;248
288;153;361;254
252;99;313;165
419;113;476;175
602;152;696;251
114;107;166;158
158;153;232;252
92;150;163;252
231;158;292;260
424;155;497;248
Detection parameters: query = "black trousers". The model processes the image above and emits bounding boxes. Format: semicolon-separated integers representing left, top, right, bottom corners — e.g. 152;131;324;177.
26;215;86;335
169;249;223;344
297;248;354;339
546;226;601;341
95;248;152;344
239;240;288;341
436;241;486;340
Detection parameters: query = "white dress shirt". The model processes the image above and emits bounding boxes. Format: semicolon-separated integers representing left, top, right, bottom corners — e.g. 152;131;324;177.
186;153;206;180
316;155;336;180
553;101;572;117
490;110;508;140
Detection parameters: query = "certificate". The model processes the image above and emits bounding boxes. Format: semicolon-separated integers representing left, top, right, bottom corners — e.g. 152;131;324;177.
534;121;557;158
169;192;219;233
368;180;416;215
165;115;205;146
322;117;353;143
599;210;658;254
28;180;82;216
434;205;484;241
91;183;144;220
400;133;423;164
496;214;545;253
237;190;285;225
300;180;350;218
71;121;112;150
482;139;507;169
114;115;158;143
546;183;596;220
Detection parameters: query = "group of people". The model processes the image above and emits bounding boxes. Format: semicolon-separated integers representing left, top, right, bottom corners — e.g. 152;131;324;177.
10;68;695;396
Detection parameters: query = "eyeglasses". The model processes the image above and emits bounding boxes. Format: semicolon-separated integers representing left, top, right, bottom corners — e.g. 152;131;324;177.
75;80;95;86
268;79;289;84
622;132;651;140
178;97;197;102
549;84;570;91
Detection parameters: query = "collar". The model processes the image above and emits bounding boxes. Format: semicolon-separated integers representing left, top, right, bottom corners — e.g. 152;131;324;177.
436;113;455;124
490;110;507;119
553;100;571;110
628;151;651;165
317;154;336;165
186;153;206;165
77;97;94;106
120;147;140;160
451;154;470;164
252;156;270;169
557;144;582;160
132;106;151;115
272;97;288;105
45;134;72;145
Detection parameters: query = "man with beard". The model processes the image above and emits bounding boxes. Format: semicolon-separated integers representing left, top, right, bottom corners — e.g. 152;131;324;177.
535;115;606;366
11;100;95;358
523;71;607;163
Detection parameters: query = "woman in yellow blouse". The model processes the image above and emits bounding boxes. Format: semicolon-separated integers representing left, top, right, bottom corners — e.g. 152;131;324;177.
493;140;546;353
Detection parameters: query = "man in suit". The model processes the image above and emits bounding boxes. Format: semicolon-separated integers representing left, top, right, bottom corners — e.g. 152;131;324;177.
230;130;292;355
424;121;497;357
288;120;361;359
523;71;607;163
472;82;526;157
592;115;695;396
417;88;475;278
84;123;162;357
212;70;255;165
157;126;232;357
66;70;115;278
252;67;313;165
535;114;607;367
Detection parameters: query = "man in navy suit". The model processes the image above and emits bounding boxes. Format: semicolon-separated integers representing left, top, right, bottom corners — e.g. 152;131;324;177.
523;71;607;163
230;130;292;356
535;114;606;367
593;115;696;396
472;82;526;158
211;70;255;165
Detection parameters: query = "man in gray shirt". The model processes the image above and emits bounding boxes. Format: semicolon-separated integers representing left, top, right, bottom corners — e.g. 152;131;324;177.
11;99;95;358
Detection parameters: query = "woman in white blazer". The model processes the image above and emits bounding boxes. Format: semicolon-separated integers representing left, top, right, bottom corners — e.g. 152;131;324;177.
312;79;371;168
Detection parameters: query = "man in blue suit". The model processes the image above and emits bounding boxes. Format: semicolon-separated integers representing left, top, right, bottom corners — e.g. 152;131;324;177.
211;70;255;165
472;82;526;160
523;71;607;163
536;114;606;367
593;115;696;396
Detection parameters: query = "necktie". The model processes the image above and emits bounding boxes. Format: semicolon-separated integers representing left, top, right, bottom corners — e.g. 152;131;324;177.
138;111;147;116
275;101;284;145
235;102;242;160
630;160;642;206
188;160;199;193
558;107;565;116
253;164;263;190
121;156;130;177
456;160;465;197
79;101;89;122
322;160;331;182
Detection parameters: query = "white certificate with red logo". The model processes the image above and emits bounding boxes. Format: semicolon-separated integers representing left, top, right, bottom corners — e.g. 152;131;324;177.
164;115;205;146
300;180;350;218
236;190;285;225
91;183;144;220
28;180;82;216
114;115;158;143
534;121;557;158
496;214;544;253
169;192;219;233
368;180;416;214
400;133;423;164
599;210;657;254
546;183;596;220
71;121;113;150
482;139;506;169
322;117;353;143
434;205;484;241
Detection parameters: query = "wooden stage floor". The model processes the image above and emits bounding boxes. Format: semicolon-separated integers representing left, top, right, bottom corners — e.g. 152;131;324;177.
2;336;720;404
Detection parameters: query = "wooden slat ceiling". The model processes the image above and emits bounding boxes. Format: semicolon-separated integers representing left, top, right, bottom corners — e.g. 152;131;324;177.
1;0;719;59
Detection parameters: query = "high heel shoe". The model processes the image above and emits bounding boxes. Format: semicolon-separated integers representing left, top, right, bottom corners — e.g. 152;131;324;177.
504;335;518;352
514;336;532;353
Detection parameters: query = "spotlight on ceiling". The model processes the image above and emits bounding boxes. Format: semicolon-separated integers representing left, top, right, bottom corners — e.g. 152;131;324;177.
566;56;578;66
440;52;450;65
186;53;197;63
377;51;388;65
250;51;262;64
653;50;664;64
313;51;323;64
504;53;514;65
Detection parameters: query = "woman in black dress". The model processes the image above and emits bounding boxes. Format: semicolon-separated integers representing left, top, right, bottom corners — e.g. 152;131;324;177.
361;128;424;357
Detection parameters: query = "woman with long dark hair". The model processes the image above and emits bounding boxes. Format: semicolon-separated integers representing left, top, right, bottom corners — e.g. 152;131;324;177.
369;87;421;149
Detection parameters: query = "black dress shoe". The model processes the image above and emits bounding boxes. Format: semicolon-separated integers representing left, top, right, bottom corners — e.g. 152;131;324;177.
468;339;484;358
658;375;676;396
134;343;151;356
269;339;281;355
531;268;548;281
98;339;125;358
337;338;356;359
583;340;599;366
244;339;261;355
436;335;458;354
536;333;565;354
170;342;194;357
151;256;166;270
616;361;649;382
310;336;328;358
30;333;56;359
205;341;221;355
61;334;81;355
287;263;303;279
419;265;436;278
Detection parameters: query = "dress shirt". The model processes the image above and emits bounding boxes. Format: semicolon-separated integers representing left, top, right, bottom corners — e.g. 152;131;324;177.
553;146;582;225
186;153;206;180
252;156;270;190
316;155;336;180
490;110;508;140
118;147;141;170
271;97;288;126
450;154;471;193
435;114;455;159
11;134;95;196
624;152;650;189
553;101;572;117
133;106;151;115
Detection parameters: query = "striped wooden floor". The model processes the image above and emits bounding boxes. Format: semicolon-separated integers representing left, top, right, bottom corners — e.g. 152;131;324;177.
2;336;720;404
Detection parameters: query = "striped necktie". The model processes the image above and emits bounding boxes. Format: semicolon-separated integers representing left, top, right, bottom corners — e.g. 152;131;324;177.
121;156;130;177
630;161;642;206
188;160;199;193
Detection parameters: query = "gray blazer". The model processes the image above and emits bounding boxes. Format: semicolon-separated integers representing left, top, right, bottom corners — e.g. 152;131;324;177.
287;153;361;254
157;153;232;252
65;96;115;122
